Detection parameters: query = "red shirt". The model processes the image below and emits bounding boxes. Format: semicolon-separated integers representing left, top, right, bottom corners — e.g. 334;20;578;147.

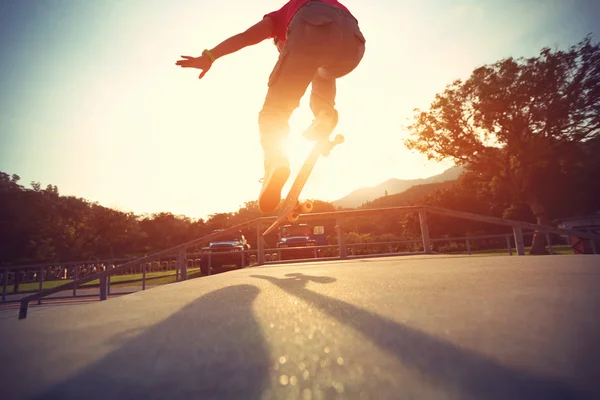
264;0;354;42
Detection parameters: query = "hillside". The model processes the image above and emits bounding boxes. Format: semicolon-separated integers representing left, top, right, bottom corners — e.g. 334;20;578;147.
361;180;457;209
333;166;464;209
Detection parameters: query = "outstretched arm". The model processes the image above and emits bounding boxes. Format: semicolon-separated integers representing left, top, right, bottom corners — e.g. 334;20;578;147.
176;17;274;79
210;17;273;59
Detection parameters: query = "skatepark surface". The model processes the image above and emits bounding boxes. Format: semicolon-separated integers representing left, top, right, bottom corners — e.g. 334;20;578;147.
1;254;599;399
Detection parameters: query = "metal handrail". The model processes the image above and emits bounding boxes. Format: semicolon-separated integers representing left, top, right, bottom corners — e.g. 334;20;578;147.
431;233;514;242
0;232;530;298
0;232;558;300
16;219;262;318
15;205;599;319
424;206;598;238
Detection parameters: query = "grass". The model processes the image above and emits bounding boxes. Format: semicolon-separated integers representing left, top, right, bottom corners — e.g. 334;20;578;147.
1;268;203;295
109;269;204;288
439;244;575;256
344;244;577;258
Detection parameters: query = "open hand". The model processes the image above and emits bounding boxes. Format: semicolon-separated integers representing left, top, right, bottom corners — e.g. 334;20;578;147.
176;54;212;79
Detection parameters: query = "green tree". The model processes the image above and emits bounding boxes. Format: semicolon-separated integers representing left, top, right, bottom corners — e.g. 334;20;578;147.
139;212;193;252
404;35;600;254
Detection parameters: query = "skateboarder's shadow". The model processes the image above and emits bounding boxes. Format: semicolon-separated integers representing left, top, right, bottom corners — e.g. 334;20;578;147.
251;272;583;400
32;284;271;400
251;272;336;290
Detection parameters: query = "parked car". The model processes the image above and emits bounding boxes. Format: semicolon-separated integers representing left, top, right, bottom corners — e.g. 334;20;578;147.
200;230;250;275
276;224;324;260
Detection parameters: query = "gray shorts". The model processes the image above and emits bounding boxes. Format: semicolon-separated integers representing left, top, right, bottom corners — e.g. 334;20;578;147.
271;1;366;83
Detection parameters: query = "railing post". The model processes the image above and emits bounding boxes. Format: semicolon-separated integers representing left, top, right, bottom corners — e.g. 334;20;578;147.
99;273;108;301
591;238;599;255
513;227;525;256
546;233;553;255
73;265;78;297
142;263;147;291
506;235;513;256
2;268;7;302
256;223;265;266
179;250;187;281
184;250;189;279
106;262;112;296
37;267;44;305
13;269;20;294
336;218;347;259
419;210;432;254
19;299;28;320
466;239;471;255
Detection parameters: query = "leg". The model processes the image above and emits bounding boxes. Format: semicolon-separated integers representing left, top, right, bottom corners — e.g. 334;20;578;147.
303;14;366;141
310;68;336;118
305;69;339;140
258;50;317;166
257;49;321;213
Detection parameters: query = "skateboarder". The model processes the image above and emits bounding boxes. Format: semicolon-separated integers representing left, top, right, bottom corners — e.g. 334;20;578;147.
176;0;366;212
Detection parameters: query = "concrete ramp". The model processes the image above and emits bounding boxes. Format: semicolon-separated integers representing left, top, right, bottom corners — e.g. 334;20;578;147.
1;255;599;399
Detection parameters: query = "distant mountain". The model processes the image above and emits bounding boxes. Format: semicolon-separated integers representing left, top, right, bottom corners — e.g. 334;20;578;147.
332;166;464;209
361;180;457;209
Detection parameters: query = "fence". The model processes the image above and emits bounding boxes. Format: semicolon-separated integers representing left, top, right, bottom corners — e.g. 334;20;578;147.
9;205;599;320
1;255;206;303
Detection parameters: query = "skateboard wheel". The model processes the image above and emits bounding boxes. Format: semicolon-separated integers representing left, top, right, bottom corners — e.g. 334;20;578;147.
288;213;300;223
300;201;313;213
334;134;345;144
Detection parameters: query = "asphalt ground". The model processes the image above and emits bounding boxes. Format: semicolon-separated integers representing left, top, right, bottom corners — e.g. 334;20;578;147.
1;254;599;400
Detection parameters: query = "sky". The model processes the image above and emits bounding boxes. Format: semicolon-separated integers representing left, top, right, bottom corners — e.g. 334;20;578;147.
1;0;599;220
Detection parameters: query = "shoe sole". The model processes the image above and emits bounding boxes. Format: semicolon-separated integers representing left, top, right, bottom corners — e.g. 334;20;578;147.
259;166;291;212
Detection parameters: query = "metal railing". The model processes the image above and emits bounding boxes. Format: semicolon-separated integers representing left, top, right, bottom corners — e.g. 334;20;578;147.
12;205;599;319
0;233;561;303
0;257;206;303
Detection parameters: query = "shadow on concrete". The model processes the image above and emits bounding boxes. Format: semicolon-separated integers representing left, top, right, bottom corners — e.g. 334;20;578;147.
33;284;270;400
251;273;587;400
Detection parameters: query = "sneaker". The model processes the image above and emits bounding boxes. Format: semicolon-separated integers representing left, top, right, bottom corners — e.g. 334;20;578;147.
258;159;291;213
302;111;338;142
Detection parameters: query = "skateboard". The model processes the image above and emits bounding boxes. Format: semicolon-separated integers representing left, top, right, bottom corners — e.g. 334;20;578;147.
262;133;345;236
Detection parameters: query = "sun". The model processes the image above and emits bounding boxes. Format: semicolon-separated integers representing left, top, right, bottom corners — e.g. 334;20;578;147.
278;117;348;202
285;133;315;167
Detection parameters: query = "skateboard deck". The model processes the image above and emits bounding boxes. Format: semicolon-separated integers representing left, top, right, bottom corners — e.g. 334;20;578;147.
263;133;344;236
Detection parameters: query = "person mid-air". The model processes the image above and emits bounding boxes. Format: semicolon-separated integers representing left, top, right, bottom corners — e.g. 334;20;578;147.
176;0;365;212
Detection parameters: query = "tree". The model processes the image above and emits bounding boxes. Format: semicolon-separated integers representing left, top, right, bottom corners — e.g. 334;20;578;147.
404;35;600;254
139;212;193;252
